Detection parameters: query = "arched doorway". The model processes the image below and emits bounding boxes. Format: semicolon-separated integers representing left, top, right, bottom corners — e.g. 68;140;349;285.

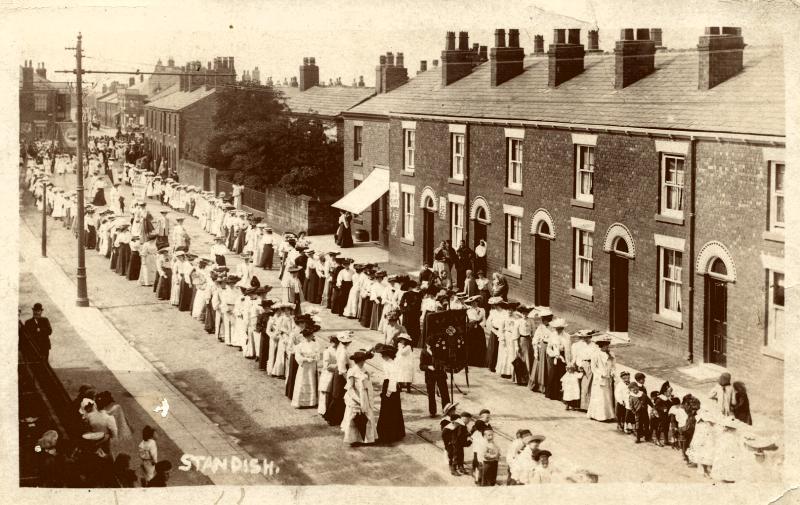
609;237;630;332
705;258;728;366
534;220;551;306
473;206;488;249
422;195;436;267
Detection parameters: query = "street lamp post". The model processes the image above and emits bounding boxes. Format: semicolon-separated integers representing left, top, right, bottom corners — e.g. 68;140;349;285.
74;33;89;307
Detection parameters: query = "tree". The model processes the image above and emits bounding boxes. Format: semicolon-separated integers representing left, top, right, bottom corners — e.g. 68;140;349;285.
203;85;342;197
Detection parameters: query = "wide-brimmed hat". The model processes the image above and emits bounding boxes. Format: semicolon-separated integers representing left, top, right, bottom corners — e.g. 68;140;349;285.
488;296;503;305
396;334;413;345
287;265;302;273
443;402;459;415
337;330;354;343
532;449;552;461
551;318;567;329
350;349;374;362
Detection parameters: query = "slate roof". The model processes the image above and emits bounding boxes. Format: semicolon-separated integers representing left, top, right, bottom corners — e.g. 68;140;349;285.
280;85;375;118
145;86;216;111
347;47;784;137
146;83;179;103
19;68;71;92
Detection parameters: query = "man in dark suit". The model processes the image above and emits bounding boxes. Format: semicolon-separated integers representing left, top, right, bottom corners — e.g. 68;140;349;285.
24;303;52;363
420;339;450;417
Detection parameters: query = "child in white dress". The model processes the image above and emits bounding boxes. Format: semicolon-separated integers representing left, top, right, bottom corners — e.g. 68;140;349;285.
395;335;415;392
561;364;582;410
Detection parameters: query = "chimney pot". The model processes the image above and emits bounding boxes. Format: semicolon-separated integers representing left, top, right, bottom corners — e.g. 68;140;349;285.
479;45;488;62
310;57;316;65
433;59;439;67
705;27;720;35
568;28;581;45
554;28;566;44
508;28;520;48
358;75;364;87
379;55;386;65
650;28;664;48
445;31;456;51
420;60;428;72
458;31;469;50
588;29;600;51
473;43;479;52
722;26;741;35
621;28;634;41
495;28;506;48
387;52;395;66
636;28;650;40
534;34;544;54
396;52;404;67
303;57;309;66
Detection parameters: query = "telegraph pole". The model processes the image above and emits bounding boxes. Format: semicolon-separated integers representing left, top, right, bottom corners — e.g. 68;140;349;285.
73;33;89;307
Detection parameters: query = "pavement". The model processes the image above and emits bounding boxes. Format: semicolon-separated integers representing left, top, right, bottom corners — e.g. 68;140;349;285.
20;162;783;485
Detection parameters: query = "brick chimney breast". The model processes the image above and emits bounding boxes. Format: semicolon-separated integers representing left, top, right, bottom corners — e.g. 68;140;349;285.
442;30;475;86
548;28;585;87
383;51;409;93
458;31;469;51
491;27;525;86
614;27;656;89
299;55;319;91
650;28;664;49
419;60;427;73
698;26;744;90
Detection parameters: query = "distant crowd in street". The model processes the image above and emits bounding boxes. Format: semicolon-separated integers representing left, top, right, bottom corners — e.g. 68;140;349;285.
21;144;766;485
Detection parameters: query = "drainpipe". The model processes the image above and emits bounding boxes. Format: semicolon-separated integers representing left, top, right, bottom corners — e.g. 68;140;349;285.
464;124;471;246
687;137;697;363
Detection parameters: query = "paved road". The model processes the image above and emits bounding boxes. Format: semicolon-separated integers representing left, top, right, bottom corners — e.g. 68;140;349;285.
21;164;781;485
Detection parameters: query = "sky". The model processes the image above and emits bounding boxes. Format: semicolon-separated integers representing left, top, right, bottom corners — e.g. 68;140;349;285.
4;0;799;89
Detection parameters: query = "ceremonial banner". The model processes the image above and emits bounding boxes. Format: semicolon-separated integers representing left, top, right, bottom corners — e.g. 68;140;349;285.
57;122;86;153
424;309;467;373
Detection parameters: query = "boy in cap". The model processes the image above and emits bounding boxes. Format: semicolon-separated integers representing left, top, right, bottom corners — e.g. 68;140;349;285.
615;371;632;432
440;402;460;475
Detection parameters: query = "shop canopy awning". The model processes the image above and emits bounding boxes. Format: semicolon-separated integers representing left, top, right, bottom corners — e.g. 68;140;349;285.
331;167;389;214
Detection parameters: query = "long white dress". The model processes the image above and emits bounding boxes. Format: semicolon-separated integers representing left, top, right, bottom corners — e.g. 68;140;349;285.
231;295;249;347
341;366;377;444
318;345;337;415
395;343;415;384
343;271;361;318
587;350;616;421
292;339;319;408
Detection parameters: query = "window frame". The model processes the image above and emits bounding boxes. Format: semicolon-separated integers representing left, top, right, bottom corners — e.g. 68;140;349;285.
573;228;594;294
657;247;683;320
451;133;465;180
353;125;363;161
507;138;523;191
660;154;685;218
766;269;784;353
769;161;785;232
575;144;595;203
404;129;416;172
34;93;48;112
505;213;522;273
450;201;464;245
402;190;415;241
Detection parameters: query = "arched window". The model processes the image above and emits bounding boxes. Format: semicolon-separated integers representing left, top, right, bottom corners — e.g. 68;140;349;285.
423;196;435;210
476;206;487;222
709;257;728;277
614;237;629;254
537;220;550;236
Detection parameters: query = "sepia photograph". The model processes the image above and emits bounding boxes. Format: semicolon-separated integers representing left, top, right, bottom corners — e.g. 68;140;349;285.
3;0;798;502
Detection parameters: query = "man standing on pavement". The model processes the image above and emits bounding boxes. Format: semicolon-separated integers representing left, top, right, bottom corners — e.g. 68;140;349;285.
24;303;52;363
420;338;451;417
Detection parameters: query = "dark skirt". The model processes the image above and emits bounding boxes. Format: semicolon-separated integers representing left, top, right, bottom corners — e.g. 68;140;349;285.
116;243;130;275
126;251;141;280
403;310;421;348
190;285;198;310
92;189;106;206
156;269;171;300
284;355;299;399
258;332;269;371
370;301;383;331
86;225;97;250
336;224;353;248
315;275;326;304
359;298;373;328
323;372;347;426
178;279;192;311
110;247;119;271
259;244;273;269
215;254;226;266
204;303;216;334
326;280;336;309
234;229;246;254
467;322;487;367
153;272;160;293
226;227;236;251
545;357;566;401
377;379;405;443
305;270;320;304
333;281;352;316
486;331;499;371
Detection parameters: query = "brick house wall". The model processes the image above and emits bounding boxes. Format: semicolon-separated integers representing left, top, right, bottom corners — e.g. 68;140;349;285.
180;93;218;164
342;117;390;243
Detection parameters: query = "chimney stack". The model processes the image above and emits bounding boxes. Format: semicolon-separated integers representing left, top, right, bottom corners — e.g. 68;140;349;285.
179;65;187;92
491;28;525;86
587;30;602;53
140;74;144;82
419;60;427;74
441;30;475;86
35;62;47;80
290;76;298;87
548;28;585;87
358;75;364;87
129;77;135;86
614;27;656;89
375;55;386;93
651;28;664;50
382;50;408;93
22;60;34;90
432;59;439;67
479;45;488;63
168;56;175;67
533;34;544;55
698;26;744;90
299;55;320;91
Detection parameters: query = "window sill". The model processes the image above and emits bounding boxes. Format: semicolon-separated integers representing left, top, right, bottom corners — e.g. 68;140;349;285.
762;230;785;243
652;313;683;329
570;198;594;209
352;160;363;167
655;214;684;226
400;237;415;246
401;171;415;178
569;288;593;302
760;346;784;360
502;268;522;279
504;187;523;196
353;219;363;225
448;177;464;186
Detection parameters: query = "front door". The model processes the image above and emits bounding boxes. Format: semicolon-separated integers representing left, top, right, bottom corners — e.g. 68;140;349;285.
534;235;550;306
706;277;728;366
371;199;380;242
381;194;389;247
423;210;435;267
473;221;487;249
609;253;629;332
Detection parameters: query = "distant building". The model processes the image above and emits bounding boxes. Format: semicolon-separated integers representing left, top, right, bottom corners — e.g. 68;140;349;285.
19;60;72;142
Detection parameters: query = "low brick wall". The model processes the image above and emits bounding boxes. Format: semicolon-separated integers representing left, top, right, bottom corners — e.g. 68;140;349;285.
264;187;339;236
178;159;217;192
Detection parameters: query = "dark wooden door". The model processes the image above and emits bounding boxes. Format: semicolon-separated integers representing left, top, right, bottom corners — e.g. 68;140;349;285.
381;194;389;246
609;253;629;332
473;221;487;249
706;277;728;366
423;210;435;267
370;199;380;241
534;235;550;306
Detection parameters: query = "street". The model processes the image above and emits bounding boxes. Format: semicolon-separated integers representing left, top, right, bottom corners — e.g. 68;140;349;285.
19;163;776;486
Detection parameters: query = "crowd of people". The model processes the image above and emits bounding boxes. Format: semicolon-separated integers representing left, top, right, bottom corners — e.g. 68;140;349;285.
21;145;765;485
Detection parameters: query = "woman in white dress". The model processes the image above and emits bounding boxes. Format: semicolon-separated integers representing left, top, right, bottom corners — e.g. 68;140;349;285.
342;264;363;318
395;335;415;392
138;238;158;286
318;335;339;415
269;305;293;377
587;337;616;421
267;304;290;375
341;350;378;445
292;327;320;408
